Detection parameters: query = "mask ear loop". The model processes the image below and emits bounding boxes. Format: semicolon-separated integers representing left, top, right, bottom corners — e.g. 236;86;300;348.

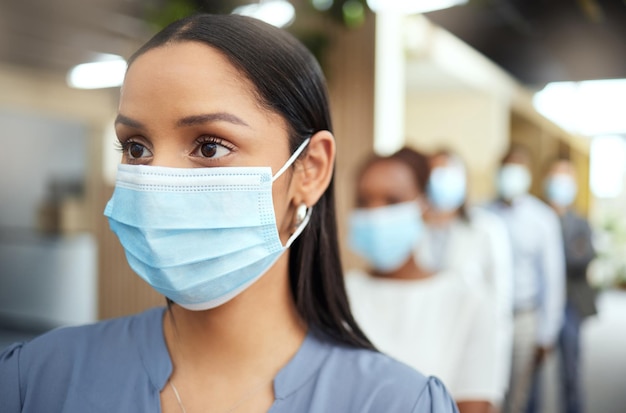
271;137;313;248
272;138;311;182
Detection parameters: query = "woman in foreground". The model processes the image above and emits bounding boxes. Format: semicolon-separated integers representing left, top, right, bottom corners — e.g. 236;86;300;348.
0;14;457;413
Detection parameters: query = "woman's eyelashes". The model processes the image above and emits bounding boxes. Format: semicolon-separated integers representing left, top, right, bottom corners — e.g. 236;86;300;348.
116;138;153;162
191;136;235;159
115;135;236;165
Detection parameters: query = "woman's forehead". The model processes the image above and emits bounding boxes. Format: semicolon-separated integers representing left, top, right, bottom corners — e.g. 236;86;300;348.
118;42;268;122
122;42;252;99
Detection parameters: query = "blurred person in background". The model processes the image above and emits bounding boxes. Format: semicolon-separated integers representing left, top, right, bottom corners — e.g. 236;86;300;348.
345;147;502;413
537;158;596;413
419;149;515;409
486;146;565;413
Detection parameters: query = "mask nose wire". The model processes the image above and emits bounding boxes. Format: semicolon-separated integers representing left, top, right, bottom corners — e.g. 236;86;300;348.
271;138;311;182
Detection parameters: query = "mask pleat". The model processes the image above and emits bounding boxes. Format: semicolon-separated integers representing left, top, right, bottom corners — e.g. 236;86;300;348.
109;221;281;267
131;252;284;308
105;187;275;230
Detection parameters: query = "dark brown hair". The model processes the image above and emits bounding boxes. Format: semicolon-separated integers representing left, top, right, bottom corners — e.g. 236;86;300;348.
356;147;431;194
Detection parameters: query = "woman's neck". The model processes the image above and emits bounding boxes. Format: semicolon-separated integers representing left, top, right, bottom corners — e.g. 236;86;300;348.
372;257;432;281
424;208;458;227
163;255;307;382
550;202;567;217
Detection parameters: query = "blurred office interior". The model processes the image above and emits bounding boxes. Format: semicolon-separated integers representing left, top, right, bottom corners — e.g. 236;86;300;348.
0;0;624;411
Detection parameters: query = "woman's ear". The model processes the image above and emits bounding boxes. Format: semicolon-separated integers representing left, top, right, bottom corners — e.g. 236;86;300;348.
291;130;335;207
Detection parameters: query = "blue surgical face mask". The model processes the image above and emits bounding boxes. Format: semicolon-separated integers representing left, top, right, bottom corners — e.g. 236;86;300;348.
497;164;531;201
545;174;577;207
427;166;466;212
348;201;423;273
104;139;311;311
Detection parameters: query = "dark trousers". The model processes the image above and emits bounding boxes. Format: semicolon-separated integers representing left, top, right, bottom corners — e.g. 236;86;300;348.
525;303;583;413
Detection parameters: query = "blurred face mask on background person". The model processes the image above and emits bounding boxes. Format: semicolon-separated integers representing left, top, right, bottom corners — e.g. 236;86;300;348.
104;139;311;311
427;165;467;212
497;164;531;201
545;173;577;207
348;200;423;273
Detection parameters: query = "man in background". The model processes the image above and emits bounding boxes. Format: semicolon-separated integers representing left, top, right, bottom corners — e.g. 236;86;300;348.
541;157;596;413
486;146;565;413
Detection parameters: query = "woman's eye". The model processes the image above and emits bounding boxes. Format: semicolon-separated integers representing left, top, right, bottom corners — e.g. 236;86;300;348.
124;142;152;159
128;142;151;159
194;138;232;159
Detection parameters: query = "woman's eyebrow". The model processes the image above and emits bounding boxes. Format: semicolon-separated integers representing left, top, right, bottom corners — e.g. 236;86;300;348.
176;112;250;128
115;114;145;129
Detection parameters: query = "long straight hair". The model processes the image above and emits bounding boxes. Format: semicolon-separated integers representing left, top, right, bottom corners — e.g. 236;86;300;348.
128;14;373;350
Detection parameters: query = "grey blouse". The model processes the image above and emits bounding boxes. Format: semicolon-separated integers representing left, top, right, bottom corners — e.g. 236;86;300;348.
0;307;458;412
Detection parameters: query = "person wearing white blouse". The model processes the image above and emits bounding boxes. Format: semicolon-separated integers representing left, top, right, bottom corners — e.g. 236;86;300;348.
345;147;502;413
418;150;515;409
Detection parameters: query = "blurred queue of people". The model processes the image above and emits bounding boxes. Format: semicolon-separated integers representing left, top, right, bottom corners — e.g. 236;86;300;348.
344;145;596;413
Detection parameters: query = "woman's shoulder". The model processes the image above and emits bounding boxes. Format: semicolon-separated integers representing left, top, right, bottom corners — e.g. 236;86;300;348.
0;307;167;412
275;330;458;412
325;344;458;412
331;342;445;384
4;306;164;358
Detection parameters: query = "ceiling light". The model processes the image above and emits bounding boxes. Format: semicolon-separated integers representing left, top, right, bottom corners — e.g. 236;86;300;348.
67;54;127;89
590;135;626;198
233;0;296;28
533;78;626;136
367;0;468;14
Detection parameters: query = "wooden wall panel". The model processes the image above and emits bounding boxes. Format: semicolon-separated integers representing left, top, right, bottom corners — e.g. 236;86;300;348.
96;185;164;320
326;17;376;272
571;148;591;216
